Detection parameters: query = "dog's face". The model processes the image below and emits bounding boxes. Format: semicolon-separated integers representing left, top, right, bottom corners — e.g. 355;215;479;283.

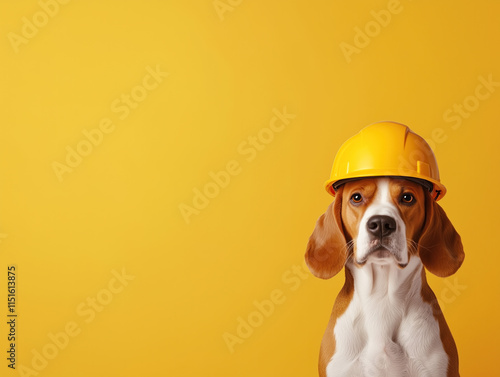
306;177;464;279
342;177;426;268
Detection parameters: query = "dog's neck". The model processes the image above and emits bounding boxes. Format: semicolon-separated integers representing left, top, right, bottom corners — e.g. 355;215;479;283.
348;256;423;307
349;256;423;301
347;256;424;344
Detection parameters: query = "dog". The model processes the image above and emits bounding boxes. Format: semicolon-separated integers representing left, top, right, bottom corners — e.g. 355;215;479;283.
306;176;464;377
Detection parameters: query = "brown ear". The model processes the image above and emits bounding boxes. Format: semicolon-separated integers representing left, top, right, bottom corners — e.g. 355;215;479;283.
305;186;348;279
418;192;465;277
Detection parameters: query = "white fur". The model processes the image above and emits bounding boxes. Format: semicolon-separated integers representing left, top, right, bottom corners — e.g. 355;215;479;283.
326;179;448;377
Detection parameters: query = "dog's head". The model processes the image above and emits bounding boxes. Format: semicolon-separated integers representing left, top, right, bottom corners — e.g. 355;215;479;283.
305;177;464;279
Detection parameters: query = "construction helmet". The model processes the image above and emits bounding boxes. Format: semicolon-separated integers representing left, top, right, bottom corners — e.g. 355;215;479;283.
324;121;446;201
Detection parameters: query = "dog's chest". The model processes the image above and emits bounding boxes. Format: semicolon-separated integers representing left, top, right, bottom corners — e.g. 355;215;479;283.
326;263;449;377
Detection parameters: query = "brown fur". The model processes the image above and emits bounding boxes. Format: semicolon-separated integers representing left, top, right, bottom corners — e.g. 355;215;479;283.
318;268;354;377
420;270;460;377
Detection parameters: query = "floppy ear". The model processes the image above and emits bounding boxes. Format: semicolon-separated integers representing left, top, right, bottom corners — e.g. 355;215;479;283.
418;192;465;277
305;186;348;279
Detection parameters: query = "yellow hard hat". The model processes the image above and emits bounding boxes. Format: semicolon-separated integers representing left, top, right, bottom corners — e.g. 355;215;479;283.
325;121;446;201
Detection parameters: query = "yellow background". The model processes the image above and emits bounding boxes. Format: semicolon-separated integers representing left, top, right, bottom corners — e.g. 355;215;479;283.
1;1;499;376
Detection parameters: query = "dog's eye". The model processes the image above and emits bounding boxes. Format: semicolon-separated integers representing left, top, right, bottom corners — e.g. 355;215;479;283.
350;193;363;204
401;193;415;205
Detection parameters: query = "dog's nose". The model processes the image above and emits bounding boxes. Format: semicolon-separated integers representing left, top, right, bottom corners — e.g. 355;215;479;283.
367;215;396;238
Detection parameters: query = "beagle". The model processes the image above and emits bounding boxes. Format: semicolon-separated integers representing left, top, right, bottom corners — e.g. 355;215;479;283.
305;177;464;377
